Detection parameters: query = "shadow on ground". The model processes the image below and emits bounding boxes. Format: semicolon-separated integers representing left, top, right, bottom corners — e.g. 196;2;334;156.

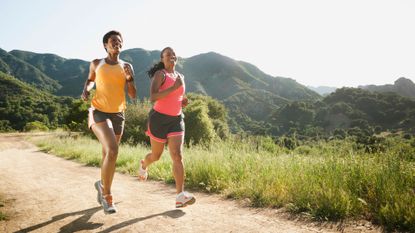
14;204;185;233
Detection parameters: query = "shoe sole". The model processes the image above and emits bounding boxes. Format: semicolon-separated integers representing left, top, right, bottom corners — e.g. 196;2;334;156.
176;197;196;208
104;209;117;215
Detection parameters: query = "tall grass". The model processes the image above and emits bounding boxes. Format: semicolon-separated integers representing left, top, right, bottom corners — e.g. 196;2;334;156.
31;134;415;231
0;196;7;221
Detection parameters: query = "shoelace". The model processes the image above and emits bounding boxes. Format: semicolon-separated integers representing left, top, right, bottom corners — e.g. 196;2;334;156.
103;195;113;206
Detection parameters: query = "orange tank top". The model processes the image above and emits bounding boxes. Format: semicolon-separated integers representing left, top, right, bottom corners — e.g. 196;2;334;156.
91;59;127;113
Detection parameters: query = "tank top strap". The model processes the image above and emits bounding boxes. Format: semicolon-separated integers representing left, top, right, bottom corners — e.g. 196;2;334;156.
118;59;125;67
95;59;106;72
160;69;168;86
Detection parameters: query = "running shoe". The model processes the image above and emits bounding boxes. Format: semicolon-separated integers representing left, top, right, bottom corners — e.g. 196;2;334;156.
176;191;196;208
102;194;117;214
94;180;103;204
138;160;148;181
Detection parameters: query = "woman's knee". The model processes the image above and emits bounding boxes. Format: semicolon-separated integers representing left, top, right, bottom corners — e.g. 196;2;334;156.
105;144;119;159
170;150;183;162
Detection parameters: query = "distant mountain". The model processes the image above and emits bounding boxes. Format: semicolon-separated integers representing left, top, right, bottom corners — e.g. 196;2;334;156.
359;77;415;100
1;47;321;132
180;52;320;122
2;47;415;136
307;86;337;96
9;50;89;96
0;48;61;93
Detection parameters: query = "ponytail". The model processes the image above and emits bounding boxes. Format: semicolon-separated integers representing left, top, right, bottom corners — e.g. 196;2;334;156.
147;47;173;78
147;61;165;79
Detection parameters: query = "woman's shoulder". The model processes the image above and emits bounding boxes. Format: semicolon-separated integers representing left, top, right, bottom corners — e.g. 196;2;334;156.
154;69;166;77
91;58;104;67
119;59;132;66
176;71;184;79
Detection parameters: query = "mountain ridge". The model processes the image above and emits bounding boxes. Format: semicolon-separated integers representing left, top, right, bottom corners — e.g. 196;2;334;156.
359;77;415;99
2;47;414;134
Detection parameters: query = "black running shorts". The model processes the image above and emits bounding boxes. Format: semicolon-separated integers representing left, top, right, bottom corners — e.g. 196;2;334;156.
146;109;184;143
88;108;125;135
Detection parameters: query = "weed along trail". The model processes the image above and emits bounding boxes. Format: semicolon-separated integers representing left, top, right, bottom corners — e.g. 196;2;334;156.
0;133;380;233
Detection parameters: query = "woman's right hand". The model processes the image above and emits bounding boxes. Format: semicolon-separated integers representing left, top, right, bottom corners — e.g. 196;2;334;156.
81;89;89;101
173;75;183;89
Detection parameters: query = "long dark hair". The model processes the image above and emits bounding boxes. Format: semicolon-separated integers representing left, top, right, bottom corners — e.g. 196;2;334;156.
147;47;172;78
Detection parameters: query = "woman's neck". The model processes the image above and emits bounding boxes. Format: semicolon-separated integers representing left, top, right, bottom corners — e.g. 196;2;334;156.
105;53;119;64
164;66;175;73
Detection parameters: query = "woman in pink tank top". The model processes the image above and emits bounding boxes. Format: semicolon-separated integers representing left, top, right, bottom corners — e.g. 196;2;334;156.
139;47;196;208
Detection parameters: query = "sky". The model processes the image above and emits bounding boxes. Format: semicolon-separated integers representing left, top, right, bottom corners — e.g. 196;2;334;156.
0;0;414;88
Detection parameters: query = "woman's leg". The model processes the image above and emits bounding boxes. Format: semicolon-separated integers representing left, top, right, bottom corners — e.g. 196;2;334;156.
167;135;185;194
141;138;165;169
91;122;119;195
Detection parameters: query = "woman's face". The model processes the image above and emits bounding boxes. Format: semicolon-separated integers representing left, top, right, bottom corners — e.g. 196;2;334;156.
105;35;123;54
161;48;177;67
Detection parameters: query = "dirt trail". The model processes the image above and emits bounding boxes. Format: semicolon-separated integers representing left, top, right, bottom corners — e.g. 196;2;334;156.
0;134;380;233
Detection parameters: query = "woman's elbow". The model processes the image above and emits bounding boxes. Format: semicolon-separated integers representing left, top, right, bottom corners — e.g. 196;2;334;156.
128;93;136;100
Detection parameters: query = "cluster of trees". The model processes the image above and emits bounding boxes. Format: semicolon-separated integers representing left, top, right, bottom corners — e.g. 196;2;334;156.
0;72;88;132
237;87;415;139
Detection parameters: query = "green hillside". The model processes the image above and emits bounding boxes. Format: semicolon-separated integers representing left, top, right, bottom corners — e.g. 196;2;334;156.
270;87;415;137
0;48;61;93
4;48;414;137
0;71;86;131
9;50;89;96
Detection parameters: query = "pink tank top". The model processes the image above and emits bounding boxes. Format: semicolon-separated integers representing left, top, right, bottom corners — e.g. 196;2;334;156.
153;70;185;116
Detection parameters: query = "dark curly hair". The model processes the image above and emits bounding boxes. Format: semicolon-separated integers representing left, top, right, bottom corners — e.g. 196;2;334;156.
103;30;123;44
102;30;123;51
147;47;173;78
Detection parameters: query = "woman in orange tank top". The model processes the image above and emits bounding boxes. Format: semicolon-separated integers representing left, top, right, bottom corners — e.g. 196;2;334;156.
81;30;136;214
138;47;196;208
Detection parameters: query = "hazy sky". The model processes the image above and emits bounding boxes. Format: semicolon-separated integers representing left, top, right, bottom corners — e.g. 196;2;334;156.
1;0;414;87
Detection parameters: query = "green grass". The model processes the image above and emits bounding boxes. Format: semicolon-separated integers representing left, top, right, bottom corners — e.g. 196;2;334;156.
0;198;7;221
31;134;415;232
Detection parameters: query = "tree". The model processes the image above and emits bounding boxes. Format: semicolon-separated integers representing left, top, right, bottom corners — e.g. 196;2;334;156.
184;100;216;145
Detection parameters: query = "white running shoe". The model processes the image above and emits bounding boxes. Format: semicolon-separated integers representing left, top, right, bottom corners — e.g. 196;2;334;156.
138;160;148;181
102;194;117;215
176;191;196;208
94;180;103;204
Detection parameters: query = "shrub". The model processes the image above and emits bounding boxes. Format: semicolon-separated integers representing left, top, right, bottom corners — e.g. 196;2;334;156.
123;101;152;144
24;121;49;132
0;120;14;132
184;100;216;145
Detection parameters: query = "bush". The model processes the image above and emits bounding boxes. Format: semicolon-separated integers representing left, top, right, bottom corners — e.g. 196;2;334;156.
212;119;230;140
277;136;298;150
184;100;216;145
24;121;49;132
0;120;14;132
65;99;89;132
333;128;346;139
187;93;230;139
123;101;152;144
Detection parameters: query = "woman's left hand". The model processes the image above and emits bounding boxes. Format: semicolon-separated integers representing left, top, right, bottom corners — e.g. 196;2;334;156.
182;97;189;107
